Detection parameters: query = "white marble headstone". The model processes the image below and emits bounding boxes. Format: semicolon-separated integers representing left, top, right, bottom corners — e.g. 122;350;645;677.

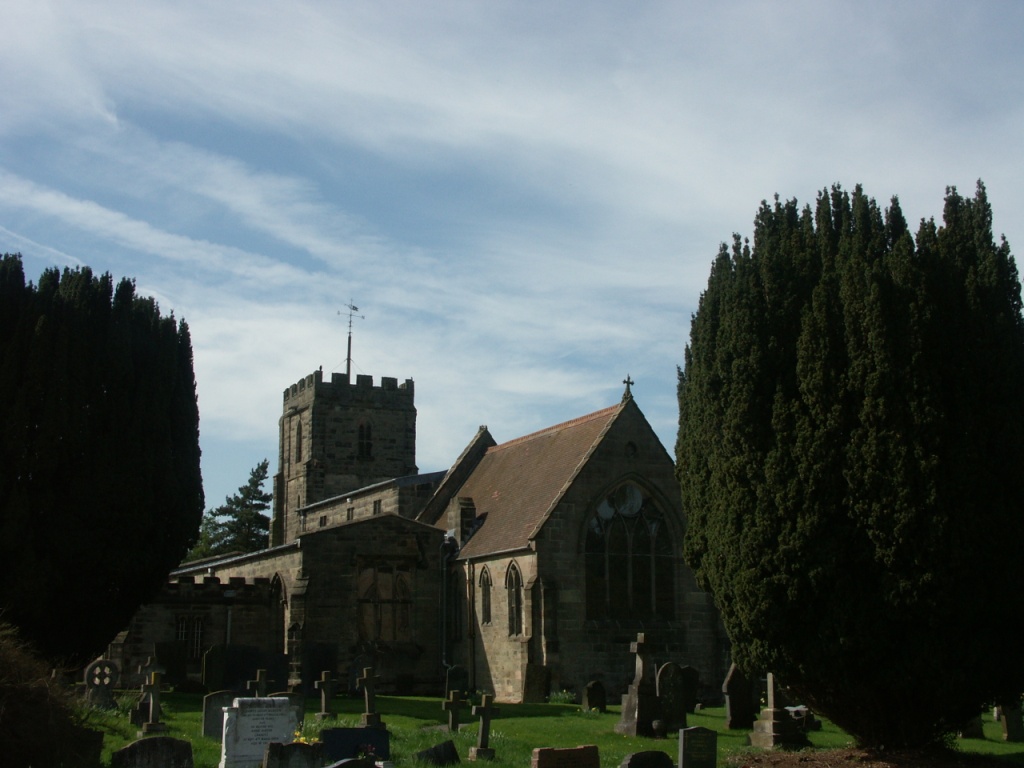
219;697;299;768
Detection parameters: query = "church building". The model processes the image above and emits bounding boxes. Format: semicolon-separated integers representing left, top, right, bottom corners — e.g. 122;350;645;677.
115;367;727;703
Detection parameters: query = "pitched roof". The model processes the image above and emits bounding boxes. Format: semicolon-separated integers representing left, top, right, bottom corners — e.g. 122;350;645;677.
455;401;624;559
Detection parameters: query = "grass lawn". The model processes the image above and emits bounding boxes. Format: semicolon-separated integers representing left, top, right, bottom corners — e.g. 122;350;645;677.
82;692;1024;768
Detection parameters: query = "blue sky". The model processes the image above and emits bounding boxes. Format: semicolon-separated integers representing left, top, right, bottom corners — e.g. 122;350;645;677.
3;1;1022;510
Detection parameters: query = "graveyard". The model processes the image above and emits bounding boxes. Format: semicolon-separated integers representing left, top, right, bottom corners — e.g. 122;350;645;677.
77;685;1021;768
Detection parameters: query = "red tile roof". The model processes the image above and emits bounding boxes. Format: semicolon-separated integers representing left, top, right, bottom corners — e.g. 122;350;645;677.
456;402;624;559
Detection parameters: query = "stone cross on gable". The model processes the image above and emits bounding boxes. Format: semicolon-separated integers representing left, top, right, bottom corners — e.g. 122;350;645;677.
472;694;500;751
315;670;338;720
247;669;269;698
442;689;465;733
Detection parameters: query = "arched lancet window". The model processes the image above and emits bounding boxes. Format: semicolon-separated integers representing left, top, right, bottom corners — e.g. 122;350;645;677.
479;568;492;625
584;481;675;621
294;421;303;463
358;422;373;459
506;562;524;636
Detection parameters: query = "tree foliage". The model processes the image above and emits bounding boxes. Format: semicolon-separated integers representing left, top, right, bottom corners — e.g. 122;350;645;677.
677;183;1024;748
0;254;203;663
186;459;271;561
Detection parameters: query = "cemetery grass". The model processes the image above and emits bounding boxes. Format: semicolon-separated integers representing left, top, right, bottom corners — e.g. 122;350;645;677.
84;693;1024;768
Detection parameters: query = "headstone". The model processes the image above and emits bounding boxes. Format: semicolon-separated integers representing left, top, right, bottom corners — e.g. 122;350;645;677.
678;666;700;713
315;670;339;720
679;726;717;768
469;693;500;761
614;633;661;737
204;690;237;739
139;671;169;737
531;745;600;768
959;715;984;739
748;674;809;749
219;697;299;768
248;669;270;698
111;736;194;768
620;752;674;768
356;667;385;729
321;727;391;762
722;664;756;730
1002;705;1024;742
84;658;119;709
581;681;606;713
414;740;461;766
656;662;688;732
263;741;324;768
324;760;375;768
268;692;306;728
137;655;167;688
445;665;470;698
443;689;466;733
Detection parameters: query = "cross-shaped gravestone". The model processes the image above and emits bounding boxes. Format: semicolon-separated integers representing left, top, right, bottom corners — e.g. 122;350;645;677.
139;671;169;736
247;668;268;698
315;670;338;721
356;667;385;729
469;693;500;761
630;633;653;690
137;655;166;684
442;689;465;733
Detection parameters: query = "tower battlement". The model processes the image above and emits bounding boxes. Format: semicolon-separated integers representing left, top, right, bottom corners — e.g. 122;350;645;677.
283;369;414;403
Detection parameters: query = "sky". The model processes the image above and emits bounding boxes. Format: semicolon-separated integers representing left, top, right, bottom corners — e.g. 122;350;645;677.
2;1;1022;511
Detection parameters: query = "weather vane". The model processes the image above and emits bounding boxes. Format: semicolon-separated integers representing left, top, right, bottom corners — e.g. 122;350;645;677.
338;301;364;380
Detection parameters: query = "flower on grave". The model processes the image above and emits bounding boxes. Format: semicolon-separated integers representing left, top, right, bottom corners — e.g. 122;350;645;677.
358;743;376;759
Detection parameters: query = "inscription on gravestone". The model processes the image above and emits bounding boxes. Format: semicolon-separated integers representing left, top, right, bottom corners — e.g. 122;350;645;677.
219;697;298;768
679;726;717;768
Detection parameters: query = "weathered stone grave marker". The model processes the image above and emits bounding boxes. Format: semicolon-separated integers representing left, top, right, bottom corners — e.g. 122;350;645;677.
356;667;385;729
219;697;299;768
531;744;600;768
656;662;688;732
614;633;660;737
722;664;756;730
315;670;338;721
85;658;119;709
679;665;700;713
203;690;236;739
581;680;606;713
263;741;324;768
414;739;461;766
111;735;194;768
320;726;391;762
247;669;269;698
1003;704;1024;742
469;693;500;761
443;689;466;733
139;671;169;737
748;674;808;749
620;751;674;768
679;726;717;768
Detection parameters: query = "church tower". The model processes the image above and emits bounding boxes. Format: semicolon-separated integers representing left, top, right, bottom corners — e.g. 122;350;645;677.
270;369;418;545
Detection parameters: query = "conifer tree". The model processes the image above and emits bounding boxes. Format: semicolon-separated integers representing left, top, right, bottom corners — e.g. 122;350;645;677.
677;183;1024;748
187;459;271;560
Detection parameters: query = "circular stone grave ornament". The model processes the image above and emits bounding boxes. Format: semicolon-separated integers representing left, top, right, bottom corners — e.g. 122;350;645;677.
84;658;119;709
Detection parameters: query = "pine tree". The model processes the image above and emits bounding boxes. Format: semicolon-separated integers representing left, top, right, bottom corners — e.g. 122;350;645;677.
677;183;1024;749
187;460;272;560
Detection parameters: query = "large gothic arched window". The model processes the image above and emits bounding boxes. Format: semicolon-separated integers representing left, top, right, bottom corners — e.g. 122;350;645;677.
584;482;675;621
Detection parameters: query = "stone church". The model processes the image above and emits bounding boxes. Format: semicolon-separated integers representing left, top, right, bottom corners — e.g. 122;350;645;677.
115;367;727;703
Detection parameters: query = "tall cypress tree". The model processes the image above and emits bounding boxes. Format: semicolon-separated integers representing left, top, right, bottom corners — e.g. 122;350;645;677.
0;255;203;662
677;183;1024;748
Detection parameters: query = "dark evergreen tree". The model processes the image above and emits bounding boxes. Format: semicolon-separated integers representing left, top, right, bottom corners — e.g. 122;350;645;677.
0;254;203;662
677;183;1024;749
186;459;271;561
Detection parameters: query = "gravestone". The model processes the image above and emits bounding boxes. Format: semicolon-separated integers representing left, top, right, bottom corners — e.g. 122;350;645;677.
263;741;324;768
469;693;500;761
445;665;469;698
748;674;809;749
321;726;392;762
678;666;700;713
85;658;119;709
268;691;306;727
139;671;169;737
248;669;270;698
614;633;661;737
722;664;756;730
656;662;688;732
581;681;606;713
414;740;461;766
348;655;373;694
959;715;984;739
219;697;299;768
324;760;375;768
204;690;237;739
620;752;674;768
137;656;167;689
531;745;600;768
679;726;717;768
315;670;338;720
1002;705;1024;742
443;689;466;732
356;667;385;729
111;736;194;768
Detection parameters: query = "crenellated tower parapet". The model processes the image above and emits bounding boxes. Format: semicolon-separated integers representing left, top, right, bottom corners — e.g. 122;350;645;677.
271;369;418;545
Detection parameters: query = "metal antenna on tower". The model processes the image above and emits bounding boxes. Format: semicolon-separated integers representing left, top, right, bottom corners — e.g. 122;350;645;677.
339;301;364;380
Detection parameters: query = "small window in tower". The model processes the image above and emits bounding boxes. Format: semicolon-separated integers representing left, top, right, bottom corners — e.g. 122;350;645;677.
295;422;303;463
372;499;382;516
358;423;373;459
347;507;354;521
319;515;327;528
